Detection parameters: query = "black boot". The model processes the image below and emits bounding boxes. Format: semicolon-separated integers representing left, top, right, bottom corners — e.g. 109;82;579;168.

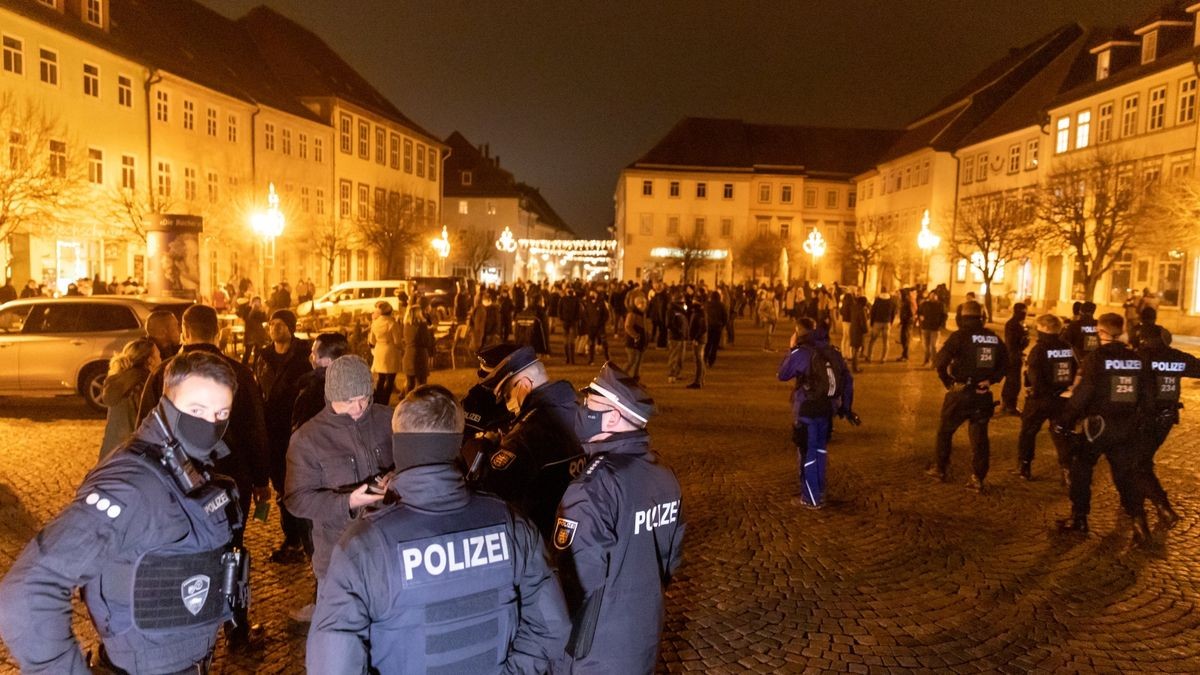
1155;502;1181;529
1057;514;1088;534
1130;513;1152;547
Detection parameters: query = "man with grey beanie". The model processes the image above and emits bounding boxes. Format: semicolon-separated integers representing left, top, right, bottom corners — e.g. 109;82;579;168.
284;355;393;622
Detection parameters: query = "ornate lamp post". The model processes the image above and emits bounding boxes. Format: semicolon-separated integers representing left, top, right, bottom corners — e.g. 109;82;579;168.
802;228;826;281
431;225;450;274
250;182;285;294
917;209;941;284
495;226;517;283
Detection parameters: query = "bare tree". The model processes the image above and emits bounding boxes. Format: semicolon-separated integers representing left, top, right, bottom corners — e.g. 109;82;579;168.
845;216;897;290
673;231;712;283
952;194;1045;318
736;233;784;282
105;187;168;245
357;194;423;278
313;216;352;288
1035;149;1166;301
452;228;495;279
0;94;85;271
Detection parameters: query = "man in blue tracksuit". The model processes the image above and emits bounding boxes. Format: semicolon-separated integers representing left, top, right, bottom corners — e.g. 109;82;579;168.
777;318;856;508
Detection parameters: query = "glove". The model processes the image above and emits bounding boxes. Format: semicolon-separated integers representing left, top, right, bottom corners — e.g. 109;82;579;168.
844;411;862;426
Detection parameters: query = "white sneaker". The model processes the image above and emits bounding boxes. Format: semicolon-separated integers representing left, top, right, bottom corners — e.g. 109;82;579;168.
290;602;315;623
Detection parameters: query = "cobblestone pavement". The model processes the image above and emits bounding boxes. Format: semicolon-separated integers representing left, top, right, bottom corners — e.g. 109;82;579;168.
3;323;1200;673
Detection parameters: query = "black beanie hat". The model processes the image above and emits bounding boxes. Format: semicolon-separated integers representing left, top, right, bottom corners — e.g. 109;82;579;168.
270;309;297;334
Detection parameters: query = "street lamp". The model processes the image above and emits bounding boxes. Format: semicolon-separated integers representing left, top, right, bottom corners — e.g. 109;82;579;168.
495;226;517;253
802;228;826;280
917;209;941;284
250;182;285;294
431;225;451;274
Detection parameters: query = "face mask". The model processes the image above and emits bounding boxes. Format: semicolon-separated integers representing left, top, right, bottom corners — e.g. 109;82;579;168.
574;404;607;441
158;396;229;462
505;395;522;416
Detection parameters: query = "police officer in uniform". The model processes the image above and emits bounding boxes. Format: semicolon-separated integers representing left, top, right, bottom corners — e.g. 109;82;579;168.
927;300;1007;491
1063;301;1100;361
460;344;520;469
1015;314;1077;482
470;345;585;541
1055;313;1153;545
555;363;685;673
1135;324;1200;527
0;351;247;673
999;303;1028;415
307;385;570;672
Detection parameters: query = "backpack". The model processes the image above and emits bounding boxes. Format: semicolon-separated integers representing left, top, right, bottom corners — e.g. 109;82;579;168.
798;344;848;416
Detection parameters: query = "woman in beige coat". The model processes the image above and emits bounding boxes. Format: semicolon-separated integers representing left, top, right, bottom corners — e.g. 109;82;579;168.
369;301;403;404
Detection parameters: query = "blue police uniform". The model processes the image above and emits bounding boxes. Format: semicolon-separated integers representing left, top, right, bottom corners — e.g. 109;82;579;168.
0;414;239;674
307;432;570;673
932;314;1008;485
1136;333;1200;519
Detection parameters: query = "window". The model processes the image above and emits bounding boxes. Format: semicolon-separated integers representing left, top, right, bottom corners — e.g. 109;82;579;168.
183;167;196;200
281;128;292;155
1148;86;1167;131
416;144;426;177
668;181;679;197
919;160;930;185
1158;252;1182;307
756;218;770;236
1179;78;1197;124
1172;160;1192;180
458;200;468;215
389;133;399;169
205;107;217;137
313;137;323;162
779;221;791;239
82;63;99;97
667;216;679;235
903;167;912;189
3;36;23;75
639;213;653;235
804;188;817;208
155;90;168;122
8;131;24;170
1097;49;1111;80
227;114;238;142
1142;30;1157;65
403;139;413;173
461;170;473;186
962;156;974;184
156;161;171;198
1055;116;1070;153
642;180;652;196
720;218;732;238
357;120;369;158
696;182;707;198
182;100;194;131
207;171;218;202
38;48;57;85
357;183;369;219
781;184;793;203
87;148;102;184
486;200;496;215
315;189;325;216
262;122;276;150
1121;95;1139;137
375;126;385;164
48;139;65;176
1075;110;1091;149
1025;138;1039;170
694;217;706;236
758;183;770;203
374;188;387;224
298;132;308;159
826;190;838;208
427;147;437;182
848;192;857;208
723;183;733;199
1097;102;1113;143
339;180;351;217
85;0;102;25
120;155;134;189
1008;144;1021;173
978;153;991;181
339;114;352;153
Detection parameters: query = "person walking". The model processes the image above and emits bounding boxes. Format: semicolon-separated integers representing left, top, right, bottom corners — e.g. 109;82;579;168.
402;297;435;395
624;293;649;379
559;286;582;364
241;296;269;366
582;289;610;365
849;296;869;373
1015;314;1076;482
918;291;948;366
666;292;688;384
686;295;707;389
369;300;403;405
896;288;915;362
99;337;161;460
758;287;780;351
703;291;727;368
866;288;896;363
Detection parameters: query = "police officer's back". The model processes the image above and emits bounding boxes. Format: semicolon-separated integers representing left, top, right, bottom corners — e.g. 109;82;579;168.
0;352;244;673
1063;301;1100;361
1135;324;1200;526
555;363;685;673
1016;314;1076;481
307;385;569;673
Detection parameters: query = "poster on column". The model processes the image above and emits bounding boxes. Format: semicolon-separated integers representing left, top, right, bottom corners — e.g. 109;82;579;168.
146;214;203;299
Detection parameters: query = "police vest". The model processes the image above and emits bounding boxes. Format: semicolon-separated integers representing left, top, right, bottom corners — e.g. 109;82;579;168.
1079;323;1100;354
1044;347;1077;393
371;494;520;672
1097;356;1144;415
1149;358;1187;404
955;330;1000;382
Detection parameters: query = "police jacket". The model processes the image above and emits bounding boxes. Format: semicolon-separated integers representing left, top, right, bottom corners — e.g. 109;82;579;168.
934;316;1008;388
1023;333;1077;399
284;403;393;579
0;416;237;674
473;380;585;542
555;430;685;674
1137;343;1200;421
138;343;270;500
1058;341;1149;428
307;459;570;674
1063;316;1100;360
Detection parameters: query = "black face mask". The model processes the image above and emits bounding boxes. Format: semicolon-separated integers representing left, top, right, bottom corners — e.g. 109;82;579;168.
574;404;607;442
158;396;229;462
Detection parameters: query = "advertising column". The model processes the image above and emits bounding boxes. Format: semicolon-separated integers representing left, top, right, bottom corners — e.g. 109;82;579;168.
146;214;203;299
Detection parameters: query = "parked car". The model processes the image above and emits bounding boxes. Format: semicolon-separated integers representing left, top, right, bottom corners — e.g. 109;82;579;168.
0;296;192;411
409;276;462;318
295;280;412;319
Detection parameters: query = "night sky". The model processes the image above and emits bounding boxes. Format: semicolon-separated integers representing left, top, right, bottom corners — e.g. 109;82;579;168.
201;0;1166;237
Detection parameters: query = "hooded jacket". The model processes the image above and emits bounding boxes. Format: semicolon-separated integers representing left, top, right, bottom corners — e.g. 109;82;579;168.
100;366;151;460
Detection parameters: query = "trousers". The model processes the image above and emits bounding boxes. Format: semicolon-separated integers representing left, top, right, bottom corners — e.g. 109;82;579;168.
1067;416;1145;518
793;416;832;506
1016;396;1071;469
1000;355;1023;410
934;387;994;480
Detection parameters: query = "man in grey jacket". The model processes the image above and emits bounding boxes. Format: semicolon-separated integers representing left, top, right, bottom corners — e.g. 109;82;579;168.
284;355;393;622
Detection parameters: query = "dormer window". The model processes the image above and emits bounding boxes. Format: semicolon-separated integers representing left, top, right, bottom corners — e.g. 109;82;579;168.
461;170;472;186
37;0;60;9
1097;50;1111;80
84;0;104;27
1142;30;1158;64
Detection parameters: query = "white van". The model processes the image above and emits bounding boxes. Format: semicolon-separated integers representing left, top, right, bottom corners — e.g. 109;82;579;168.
296;280;412;319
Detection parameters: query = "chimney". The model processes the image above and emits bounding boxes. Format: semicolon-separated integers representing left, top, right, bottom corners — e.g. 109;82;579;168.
494;155;500;167
482;143;489;158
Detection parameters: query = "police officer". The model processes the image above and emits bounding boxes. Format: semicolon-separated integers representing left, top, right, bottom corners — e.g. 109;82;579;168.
1015;314;1077;482
1055;313;1152;545
1063;301;1100;361
999;302;1029;415
555;363;685;673
0;351;246;673
927;300;1007;491
471;345;586;541
776;318;857;509
1135;324;1200;527
307;385;569;672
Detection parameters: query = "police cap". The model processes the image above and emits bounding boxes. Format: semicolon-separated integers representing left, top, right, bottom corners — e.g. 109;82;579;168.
582;362;656;427
478;345;540;399
476;343;521;379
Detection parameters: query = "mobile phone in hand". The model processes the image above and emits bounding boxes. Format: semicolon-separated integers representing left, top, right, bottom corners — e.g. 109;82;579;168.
253;500;271;522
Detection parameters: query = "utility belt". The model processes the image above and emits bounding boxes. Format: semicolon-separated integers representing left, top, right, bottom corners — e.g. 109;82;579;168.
91;646;214;675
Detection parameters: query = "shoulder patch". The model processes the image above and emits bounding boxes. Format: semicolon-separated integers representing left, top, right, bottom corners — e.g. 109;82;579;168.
578;455;607;482
553;517;579;550
490;450;517;470
82;489;127;520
